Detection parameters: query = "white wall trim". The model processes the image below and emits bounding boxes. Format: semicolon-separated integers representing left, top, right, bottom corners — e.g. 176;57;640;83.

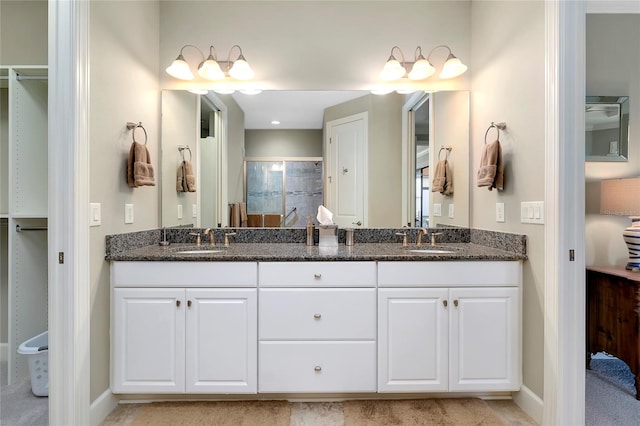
513;385;543;425
586;1;640;14
543;1;586;425
90;389;119;426
48;0;91;424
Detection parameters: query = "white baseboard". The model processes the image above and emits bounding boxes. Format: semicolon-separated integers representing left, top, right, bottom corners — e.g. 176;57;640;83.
0;343;7;362
513;384;543;425
90;389;119;426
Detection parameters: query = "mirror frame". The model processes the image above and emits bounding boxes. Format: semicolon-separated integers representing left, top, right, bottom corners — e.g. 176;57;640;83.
585;95;629;162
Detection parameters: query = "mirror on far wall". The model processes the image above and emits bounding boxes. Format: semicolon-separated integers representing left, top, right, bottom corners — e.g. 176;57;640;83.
160;90;470;229
586;96;629;162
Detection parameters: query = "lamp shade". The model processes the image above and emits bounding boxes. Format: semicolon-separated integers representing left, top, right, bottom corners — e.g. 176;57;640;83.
408;58;435;80
229;58;254;80
198;58;225;80
439;54;468;79
600;178;640;216
166;55;194;80
380;59;406;81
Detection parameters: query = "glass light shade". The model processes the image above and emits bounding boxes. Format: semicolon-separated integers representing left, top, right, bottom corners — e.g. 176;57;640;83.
370;87;394;95
439;54;468;79
212;87;236;94
239;88;262;95
198;58;225;80
166;55;194;80
380;59;406;81
188;88;208;95
229;59;254;80
408;59;435;80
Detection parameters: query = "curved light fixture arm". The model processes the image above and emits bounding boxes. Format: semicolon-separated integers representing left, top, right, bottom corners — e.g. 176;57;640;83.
389;46;406;66
414;46;426;62
228;44;245;65
206;45;219;61
179;44;205;62
426;44;452;62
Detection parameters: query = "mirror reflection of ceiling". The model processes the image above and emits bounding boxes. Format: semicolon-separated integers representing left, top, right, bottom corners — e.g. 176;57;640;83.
585;104;619;130
231;90;367;129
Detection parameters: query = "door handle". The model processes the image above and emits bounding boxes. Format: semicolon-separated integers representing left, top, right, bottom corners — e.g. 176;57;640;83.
352;221;362;226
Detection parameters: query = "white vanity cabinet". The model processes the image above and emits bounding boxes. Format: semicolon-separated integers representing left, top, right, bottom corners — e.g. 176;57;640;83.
258;262;377;393
377;261;522;393
111;262;258;394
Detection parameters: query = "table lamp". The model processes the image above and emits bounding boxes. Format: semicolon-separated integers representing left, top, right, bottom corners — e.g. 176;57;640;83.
600;177;640;270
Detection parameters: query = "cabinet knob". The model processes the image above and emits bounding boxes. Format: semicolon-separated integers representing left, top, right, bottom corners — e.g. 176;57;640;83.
176;300;181;307
314;366;322;372
314;313;322;319
443;300;448;308
314;273;322;279
453;299;459;307
187;300;192;308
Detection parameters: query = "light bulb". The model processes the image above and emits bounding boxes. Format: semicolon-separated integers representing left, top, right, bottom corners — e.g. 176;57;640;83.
166;55;194;80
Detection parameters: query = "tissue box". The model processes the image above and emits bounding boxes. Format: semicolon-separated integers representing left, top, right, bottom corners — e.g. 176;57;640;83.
318;225;338;247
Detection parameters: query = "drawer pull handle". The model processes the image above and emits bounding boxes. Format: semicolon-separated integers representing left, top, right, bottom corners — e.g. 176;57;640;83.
314;314;322;319
314;366;322;372
314;273;322;279
176;300;181;307
187;300;192;308
454;299;459;307
443;300;448;308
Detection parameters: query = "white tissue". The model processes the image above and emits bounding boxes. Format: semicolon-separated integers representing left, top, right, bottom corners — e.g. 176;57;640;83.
316;205;334;226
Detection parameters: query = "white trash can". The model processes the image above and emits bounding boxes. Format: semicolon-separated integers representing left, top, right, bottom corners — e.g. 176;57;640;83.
17;330;48;396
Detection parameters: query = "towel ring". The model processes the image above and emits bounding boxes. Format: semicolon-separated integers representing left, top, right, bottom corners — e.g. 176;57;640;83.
438;146;452;160
127;121;148;145
484;122;507;145
178;146;192;162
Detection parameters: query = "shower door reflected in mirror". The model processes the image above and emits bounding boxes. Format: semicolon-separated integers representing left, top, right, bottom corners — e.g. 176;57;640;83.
245;158;323;227
413;95;430;227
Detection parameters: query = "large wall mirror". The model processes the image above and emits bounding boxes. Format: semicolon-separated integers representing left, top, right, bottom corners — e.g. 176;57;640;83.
160;90;470;229
585;95;629;162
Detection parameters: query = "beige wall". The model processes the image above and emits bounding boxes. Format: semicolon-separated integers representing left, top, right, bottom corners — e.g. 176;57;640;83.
470;1;545;398
585;14;640;267
216;93;246;207
245;129;322;158
0;1;47;66
89;1;160;400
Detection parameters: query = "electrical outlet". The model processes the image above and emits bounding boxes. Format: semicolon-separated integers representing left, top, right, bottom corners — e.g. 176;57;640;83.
448;204;454;218
433;203;442;216
90;203;101;226
192;204;197;218
124;204;134;224
177;204;183;220
496;203;505;222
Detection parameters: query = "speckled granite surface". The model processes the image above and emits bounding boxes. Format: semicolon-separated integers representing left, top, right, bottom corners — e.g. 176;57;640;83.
105;227;526;262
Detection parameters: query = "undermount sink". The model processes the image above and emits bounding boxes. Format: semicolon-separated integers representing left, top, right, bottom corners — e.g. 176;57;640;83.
177;249;225;254
407;249;456;254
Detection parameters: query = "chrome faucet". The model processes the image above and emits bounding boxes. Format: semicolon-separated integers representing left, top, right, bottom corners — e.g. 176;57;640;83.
204;228;215;246
416;228;428;246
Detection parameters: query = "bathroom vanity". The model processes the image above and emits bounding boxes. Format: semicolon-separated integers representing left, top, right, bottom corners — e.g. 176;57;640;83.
107;230;525;399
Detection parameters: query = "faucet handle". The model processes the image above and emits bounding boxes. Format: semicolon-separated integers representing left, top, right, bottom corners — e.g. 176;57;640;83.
395;232;408;247
430;232;443;246
224;232;237;247
189;232;202;246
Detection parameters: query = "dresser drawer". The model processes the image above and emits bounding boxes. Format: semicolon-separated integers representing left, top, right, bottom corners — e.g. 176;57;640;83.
258;341;376;392
378;261;522;287
259;262;376;287
259;288;376;339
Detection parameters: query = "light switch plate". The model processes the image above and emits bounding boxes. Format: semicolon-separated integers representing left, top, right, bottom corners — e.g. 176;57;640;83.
177;204;183;220
192;204;197;218
433;203;442;217
90;203;101;226
124;204;134;224
448;204;454;218
521;201;544;224
496;203;505;222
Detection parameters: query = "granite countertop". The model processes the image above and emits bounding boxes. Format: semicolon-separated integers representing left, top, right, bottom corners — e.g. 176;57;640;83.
107;242;525;262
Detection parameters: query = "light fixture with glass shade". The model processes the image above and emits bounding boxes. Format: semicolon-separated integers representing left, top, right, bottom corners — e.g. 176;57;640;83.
600;177;640;270
166;44;255;82
378;44;466;82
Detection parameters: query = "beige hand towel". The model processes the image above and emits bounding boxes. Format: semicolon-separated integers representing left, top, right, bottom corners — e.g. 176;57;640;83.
477;139;504;191
239;202;248;227
183;160;196;192
176;161;186;192
431;159;453;195
127;141;155;187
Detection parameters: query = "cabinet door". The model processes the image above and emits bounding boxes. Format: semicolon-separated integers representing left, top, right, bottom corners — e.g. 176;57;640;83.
111;288;185;393
378;288;448;392
449;287;520;391
185;289;257;393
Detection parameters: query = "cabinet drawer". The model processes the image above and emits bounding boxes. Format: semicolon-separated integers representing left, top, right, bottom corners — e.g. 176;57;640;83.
378;261;522;287
259;262;376;287
111;261;257;287
258;341;376;392
259;289;376;339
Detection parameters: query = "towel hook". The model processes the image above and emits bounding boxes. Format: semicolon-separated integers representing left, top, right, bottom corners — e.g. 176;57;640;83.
484;122;506;145
126;121;148;145
438;146;452;160
178;145;192;162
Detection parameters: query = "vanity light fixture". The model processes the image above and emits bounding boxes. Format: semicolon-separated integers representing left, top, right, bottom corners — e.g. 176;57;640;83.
166;44;255;81
379;44;467;81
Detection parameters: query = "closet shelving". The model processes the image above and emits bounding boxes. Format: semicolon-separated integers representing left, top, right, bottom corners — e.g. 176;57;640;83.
1;66;48;385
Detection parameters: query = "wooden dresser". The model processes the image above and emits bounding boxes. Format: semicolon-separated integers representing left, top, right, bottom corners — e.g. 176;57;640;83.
586;266;640;399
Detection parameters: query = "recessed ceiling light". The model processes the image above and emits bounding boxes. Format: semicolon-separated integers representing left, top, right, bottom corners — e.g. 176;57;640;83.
271;120;280;125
